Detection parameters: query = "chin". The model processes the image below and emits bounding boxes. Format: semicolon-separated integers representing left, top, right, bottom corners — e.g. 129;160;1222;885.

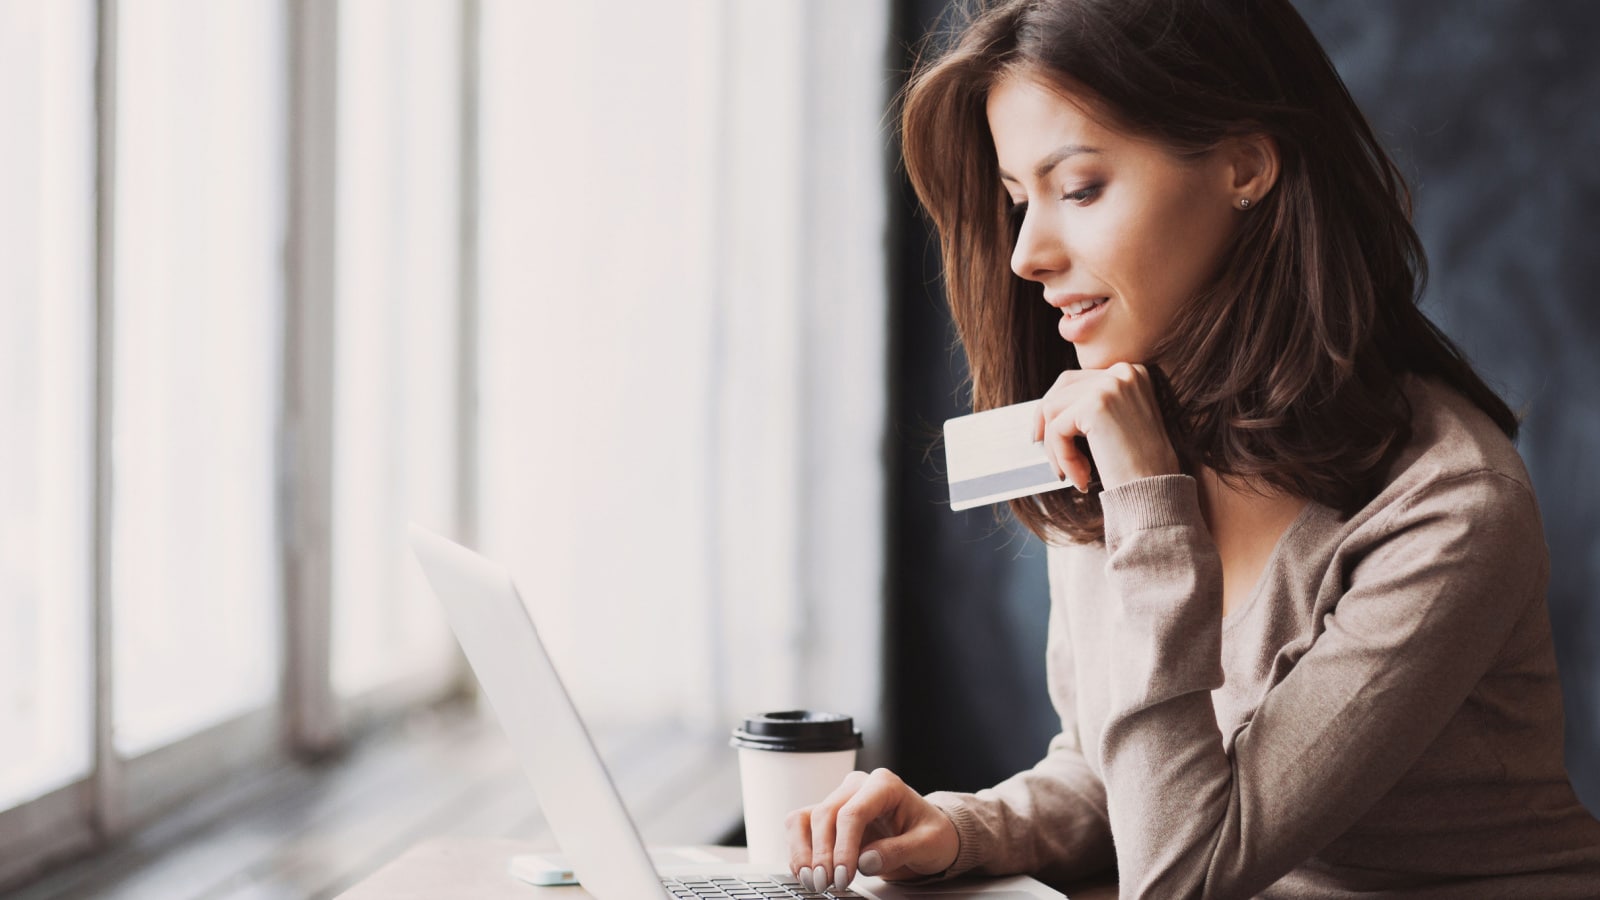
1072;347;1118;370
1072;343;1146;371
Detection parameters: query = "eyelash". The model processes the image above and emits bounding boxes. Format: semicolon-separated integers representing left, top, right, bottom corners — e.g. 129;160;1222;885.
1006;183;1102;226
1063;184;1102;204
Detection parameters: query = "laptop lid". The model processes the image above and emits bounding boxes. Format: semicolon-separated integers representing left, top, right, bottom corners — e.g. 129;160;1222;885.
408;525;663;900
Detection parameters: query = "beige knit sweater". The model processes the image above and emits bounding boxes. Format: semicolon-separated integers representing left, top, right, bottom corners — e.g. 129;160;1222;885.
924;375;1600;898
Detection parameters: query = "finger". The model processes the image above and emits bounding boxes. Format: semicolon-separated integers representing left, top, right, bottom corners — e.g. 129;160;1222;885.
1036;370;1084;444
830;769;905;889
811;770;869;890
1130;363;1166;418
808;802;838;894
1033;398;1065;481
784;806;814;885
860;827;945;881
1037;404;1064;481
1045;408;1093;490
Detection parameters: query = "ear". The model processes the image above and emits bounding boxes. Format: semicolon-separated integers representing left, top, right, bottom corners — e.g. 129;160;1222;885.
1223;132;1280;206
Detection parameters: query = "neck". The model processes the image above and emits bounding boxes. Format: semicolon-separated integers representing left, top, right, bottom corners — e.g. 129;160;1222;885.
1194;466;1303;534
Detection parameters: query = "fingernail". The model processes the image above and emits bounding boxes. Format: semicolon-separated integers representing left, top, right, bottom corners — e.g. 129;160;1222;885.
859;849;883;876
835;864;849;891
816;866;829;890
798;868;812;891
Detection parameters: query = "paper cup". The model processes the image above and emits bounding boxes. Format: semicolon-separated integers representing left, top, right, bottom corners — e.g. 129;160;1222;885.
731;711;863;867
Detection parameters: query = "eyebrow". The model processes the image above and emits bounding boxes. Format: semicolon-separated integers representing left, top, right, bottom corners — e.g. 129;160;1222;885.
997;144;1102;183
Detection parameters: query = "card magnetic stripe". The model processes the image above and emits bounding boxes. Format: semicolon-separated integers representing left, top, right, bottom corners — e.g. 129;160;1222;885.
948;462;1062;505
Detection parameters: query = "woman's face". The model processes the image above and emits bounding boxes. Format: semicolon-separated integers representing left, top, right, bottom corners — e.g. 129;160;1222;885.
987;73;1248;369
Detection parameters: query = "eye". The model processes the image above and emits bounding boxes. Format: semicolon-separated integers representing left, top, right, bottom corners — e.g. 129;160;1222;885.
1006;200;1029;227
1062;183;1102;204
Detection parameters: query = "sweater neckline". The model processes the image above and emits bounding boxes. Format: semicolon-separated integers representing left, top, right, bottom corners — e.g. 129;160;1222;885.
1221;499;1321;633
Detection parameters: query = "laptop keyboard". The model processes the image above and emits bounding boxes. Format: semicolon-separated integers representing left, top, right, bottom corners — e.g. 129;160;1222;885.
662;875;863;899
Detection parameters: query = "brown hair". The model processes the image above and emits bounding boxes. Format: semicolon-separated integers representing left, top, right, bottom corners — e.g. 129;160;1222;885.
900;0;1518;544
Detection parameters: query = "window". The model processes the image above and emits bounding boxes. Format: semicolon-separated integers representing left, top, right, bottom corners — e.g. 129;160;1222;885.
330;0;463;707
0;0;95;814
110;0;286;759
475;0;890;737
0;0;475;883
475;0;722;728
0;1;891;891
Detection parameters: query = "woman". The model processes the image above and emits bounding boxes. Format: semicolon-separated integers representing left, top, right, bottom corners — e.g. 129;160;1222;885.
787;1;1600;897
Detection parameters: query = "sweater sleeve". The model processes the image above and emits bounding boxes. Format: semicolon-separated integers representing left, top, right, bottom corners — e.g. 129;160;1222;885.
1095;472;1544;900
921;546;1117;885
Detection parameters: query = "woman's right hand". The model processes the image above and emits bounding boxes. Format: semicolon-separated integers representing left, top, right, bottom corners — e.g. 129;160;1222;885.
784;768;960;894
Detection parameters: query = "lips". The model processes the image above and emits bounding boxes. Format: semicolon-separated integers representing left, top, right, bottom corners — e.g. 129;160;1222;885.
1052;295;1110;343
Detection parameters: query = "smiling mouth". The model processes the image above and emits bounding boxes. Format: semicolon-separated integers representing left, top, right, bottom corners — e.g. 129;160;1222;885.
1062;297;1109;318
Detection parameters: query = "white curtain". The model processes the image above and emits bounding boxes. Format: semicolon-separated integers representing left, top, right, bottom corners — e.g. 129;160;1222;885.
476;0;890;743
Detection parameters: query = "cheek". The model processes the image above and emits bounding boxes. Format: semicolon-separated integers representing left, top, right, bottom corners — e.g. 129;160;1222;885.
1109;191;1231;319
1086;207;1178;315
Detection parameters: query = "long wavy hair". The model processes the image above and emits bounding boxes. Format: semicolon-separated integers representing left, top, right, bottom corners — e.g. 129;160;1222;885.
900;0;1517;544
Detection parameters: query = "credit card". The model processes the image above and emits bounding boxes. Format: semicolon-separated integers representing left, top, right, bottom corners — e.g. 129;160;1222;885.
943;399;1071;511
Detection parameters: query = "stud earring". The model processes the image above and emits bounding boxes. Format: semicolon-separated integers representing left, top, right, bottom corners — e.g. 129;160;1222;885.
1239;198;1252;209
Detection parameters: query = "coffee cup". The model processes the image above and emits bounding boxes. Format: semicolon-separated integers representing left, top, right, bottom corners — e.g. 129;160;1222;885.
730;711;863;866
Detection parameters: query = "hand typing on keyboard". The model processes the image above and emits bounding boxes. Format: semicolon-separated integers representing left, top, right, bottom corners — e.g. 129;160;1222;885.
784;768;960;893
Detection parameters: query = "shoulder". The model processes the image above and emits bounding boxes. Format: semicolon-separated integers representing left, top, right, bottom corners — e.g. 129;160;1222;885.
1386;373;1531;488
1351;373;1543;559
1373;374;1535;504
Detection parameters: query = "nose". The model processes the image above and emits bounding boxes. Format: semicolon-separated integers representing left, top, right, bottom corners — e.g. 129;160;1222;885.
1009;205;1066;284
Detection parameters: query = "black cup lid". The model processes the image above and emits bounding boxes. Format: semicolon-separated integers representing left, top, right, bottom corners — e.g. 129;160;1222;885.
730;710;863;753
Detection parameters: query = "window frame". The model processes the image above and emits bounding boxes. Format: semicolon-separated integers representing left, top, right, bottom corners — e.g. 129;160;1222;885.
0;0;479;888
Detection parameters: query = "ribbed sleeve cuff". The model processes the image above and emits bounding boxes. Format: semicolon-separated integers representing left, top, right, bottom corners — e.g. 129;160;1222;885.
922;792;986;879
1100;474;1203;547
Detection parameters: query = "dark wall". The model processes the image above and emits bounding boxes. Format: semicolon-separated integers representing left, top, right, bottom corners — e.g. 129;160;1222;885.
885;0;1056;794
885;0;1600;811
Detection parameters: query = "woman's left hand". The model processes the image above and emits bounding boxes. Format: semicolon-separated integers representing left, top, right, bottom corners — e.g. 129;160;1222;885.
1032;362;1182;492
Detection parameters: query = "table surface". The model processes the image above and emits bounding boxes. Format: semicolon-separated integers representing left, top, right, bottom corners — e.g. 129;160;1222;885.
335;837;1119;899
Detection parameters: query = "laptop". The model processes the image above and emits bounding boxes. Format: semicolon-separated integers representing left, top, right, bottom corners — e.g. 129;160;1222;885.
408;525;1066;900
